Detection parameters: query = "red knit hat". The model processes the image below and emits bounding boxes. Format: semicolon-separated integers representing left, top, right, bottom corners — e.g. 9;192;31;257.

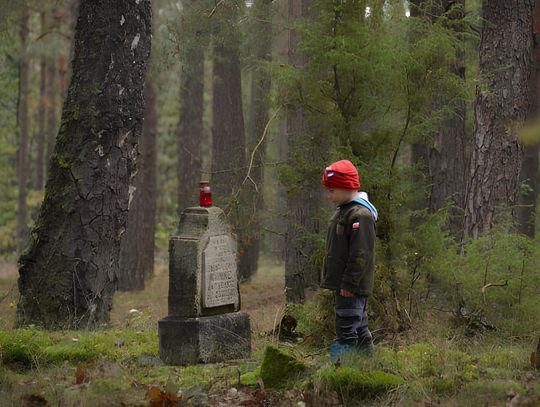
322;160;360;190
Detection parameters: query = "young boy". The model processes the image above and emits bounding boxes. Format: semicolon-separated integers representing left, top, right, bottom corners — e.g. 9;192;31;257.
321;160;377;360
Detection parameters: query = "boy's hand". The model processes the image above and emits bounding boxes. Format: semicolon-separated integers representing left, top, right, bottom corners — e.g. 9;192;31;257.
339;289;354;297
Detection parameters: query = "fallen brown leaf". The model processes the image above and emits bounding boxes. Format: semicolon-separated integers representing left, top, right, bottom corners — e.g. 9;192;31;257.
75;362;85;385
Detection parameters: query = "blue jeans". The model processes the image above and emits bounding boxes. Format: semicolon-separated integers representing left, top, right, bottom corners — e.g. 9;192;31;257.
335;292;372;346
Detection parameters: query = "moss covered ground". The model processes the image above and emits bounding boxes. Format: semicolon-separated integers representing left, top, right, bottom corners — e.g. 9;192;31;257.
0;258;539;406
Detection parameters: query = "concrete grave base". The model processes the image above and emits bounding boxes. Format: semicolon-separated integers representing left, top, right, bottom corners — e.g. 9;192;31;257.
158;311;251;365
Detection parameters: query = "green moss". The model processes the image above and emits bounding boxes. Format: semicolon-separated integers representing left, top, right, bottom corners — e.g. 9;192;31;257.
318;366;404;399
0;329;158;367
240;367;261;387
0;329;52;366
55;155;71;169
259;345;306;388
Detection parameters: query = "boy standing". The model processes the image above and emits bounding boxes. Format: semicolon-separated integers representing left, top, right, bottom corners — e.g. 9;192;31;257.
321;160;377;360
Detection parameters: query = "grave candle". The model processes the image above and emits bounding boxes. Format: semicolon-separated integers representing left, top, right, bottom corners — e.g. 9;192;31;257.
199;181;212;207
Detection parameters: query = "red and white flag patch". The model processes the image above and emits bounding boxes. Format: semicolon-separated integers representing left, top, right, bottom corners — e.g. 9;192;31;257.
352;222;360;230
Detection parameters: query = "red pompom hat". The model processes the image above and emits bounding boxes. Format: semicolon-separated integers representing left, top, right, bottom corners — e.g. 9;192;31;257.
322;160;360;190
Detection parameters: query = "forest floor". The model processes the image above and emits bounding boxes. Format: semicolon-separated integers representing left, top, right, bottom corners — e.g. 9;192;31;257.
0;258;539;406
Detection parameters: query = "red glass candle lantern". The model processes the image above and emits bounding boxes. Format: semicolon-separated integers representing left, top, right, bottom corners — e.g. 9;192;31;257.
199;181;212;207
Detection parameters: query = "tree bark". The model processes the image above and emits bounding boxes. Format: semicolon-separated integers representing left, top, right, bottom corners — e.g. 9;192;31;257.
428;0;466;234
211;14;245;205
284;0;322;303
17;8;30;252
409;0;467;236
176;1;205;211
45;58;58;171
118;79;157;291
516;0;540;238
35;12;48;191
17;0;152;329
238;0;273;281
464;0;534;238
210;3;249;281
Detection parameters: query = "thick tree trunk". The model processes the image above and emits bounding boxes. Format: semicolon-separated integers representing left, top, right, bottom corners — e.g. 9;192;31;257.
118;80;157;290
284;0;322;303
17;8;30;252
464;0;534;238
176;4;204;210
17;0;152;329
238;0;273;281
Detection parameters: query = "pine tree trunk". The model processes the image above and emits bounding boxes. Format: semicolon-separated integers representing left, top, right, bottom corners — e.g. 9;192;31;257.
17;0;152;329
464;0;534;238
17;8;30;252
140;80;158;280
238;0;273;281
211;25;245;205
45;58;58;172
428;0;466;234
517;0;540;238
410;0;467;236
35;12;48;190
176;2;205;210
517;144;539;237
118;80;157;291
284;0;321;303
211;4;248;280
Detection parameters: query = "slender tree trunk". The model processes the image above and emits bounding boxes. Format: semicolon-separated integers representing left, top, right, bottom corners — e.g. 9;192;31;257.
409;1;467;236
464;0;534;238
428;0;466;234
17;8;30;251
517;145;539;237
35;12;48;190
176;1;205;211
238;0;273;281
45;58;58;171
140;80;158;280
118;80;157;290
211;3;249;281
516;0;540;238
211;25;245;205
17;0;152;329
284;0;322;303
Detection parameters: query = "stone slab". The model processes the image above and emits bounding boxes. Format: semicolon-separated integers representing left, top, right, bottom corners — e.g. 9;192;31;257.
158;311;251;365
202;234;238;308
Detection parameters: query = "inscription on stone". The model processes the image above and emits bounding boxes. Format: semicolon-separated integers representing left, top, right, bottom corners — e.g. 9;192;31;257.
203;235;238;308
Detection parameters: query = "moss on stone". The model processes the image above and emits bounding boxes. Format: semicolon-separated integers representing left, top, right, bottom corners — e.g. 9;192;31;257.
318;366;404;399
259;345;306;388
240;367;261;387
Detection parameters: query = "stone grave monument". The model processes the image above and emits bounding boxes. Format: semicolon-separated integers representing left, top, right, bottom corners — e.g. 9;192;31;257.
158;205;251;365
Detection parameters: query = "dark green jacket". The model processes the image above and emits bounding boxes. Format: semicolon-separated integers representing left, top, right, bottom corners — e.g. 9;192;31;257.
320;201;376;296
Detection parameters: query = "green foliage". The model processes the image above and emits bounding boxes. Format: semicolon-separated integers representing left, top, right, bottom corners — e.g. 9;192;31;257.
317;366;404;400
285;290;335;344
259;344;307;388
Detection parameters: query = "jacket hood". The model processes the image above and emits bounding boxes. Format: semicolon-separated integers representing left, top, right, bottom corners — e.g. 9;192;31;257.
351;191;378;221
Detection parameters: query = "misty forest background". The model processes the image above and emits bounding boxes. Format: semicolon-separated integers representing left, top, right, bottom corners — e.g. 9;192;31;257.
1;0;540;405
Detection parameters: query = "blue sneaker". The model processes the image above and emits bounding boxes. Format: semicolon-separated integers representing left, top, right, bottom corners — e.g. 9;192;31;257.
329;342;354;363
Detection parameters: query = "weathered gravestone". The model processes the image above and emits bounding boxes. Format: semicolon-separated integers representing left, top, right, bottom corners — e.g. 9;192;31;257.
158;206;251;365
